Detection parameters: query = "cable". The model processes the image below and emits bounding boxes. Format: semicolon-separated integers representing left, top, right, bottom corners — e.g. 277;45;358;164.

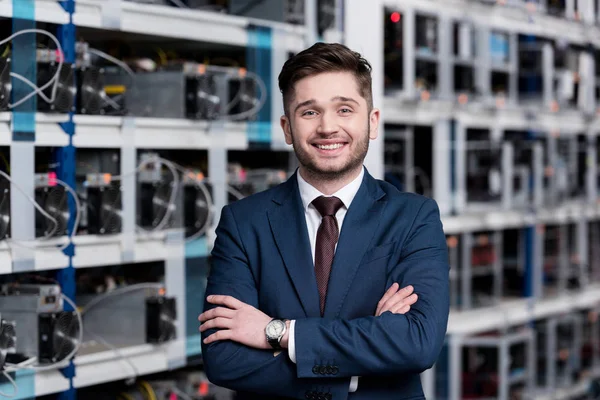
227;185;246;201
83;328;139;383
0;172;82;252
81;283;163;316
168;0;189;8
170;163;214;242
139;381;157;400
0;170;59;240
1;29;64;109
0;370;17;398
52;178;82;250
87;48;135;77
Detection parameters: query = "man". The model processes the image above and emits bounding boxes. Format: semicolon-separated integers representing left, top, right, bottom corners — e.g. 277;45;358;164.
199;42;450;400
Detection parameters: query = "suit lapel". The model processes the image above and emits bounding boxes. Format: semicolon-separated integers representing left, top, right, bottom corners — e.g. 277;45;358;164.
323;172;386;318
267;173;321;318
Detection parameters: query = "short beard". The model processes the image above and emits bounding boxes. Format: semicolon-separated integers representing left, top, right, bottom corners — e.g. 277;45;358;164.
291;121;370;182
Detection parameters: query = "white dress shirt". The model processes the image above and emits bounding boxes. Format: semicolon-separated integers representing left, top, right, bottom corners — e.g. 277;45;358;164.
287;167;365;393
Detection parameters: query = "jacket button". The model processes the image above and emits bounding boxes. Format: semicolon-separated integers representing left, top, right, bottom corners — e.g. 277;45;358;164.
319;365;327;375
325;394;333;400
312;366;320;374
332;366;339;375
305;392;311;399
325;365;333;375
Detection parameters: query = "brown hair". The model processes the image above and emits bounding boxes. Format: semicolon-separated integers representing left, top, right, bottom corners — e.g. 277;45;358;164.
278;42;373;115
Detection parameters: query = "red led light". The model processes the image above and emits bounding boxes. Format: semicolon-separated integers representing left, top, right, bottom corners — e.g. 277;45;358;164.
390;12;401;23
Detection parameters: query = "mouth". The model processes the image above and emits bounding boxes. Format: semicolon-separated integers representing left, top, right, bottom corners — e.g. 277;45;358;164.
313;143;346;150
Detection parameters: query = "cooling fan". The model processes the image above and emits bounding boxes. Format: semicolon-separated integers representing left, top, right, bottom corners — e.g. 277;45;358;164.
37;61;76;113
146;296;177;344
151;180;177;229
0;178;10;240
35;184;70;239
194;72;221;120
182;174;211;239
86;183;122;235
0;57;10;111
0;319;16;370
77;65;105;115
39;311;80;364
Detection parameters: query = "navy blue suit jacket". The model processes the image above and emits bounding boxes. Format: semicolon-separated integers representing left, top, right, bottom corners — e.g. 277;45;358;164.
201;169;450;400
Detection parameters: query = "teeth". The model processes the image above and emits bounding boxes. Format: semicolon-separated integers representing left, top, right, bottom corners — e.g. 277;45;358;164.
317;143;344;150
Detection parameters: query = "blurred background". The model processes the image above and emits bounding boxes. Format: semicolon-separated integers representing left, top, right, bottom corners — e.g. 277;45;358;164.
0;0;598;399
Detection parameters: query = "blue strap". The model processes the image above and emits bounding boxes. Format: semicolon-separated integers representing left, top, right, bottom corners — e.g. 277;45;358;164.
246;25;272;145
11;0;36;141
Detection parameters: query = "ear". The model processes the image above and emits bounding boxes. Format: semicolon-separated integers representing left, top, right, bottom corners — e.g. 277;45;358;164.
280;115;293;145
368;108;380;140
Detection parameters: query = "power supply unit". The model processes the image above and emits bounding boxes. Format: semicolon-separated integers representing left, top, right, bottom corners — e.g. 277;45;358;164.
79;289;177;349
228;0;304;24
0;284;79;364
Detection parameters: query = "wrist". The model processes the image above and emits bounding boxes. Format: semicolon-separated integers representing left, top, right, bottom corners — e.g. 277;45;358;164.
280;320;291;349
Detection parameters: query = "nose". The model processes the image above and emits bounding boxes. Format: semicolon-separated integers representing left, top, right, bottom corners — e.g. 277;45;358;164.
316;111;339;135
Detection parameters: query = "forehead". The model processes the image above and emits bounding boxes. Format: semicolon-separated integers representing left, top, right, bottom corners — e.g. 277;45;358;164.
292;71;363;103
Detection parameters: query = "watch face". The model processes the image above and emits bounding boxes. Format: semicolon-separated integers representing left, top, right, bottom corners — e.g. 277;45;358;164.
266;320;285;338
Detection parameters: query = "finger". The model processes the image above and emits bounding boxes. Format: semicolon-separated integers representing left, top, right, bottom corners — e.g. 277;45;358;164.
378;285;413;316
390;304;411;315
199;317;234;332
385;293;418;313
207;295;245;310
376;283;399;316
198;307;235;322
203;329;232;344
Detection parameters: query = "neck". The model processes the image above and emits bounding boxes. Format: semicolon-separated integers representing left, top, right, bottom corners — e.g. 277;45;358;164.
298;165;362;195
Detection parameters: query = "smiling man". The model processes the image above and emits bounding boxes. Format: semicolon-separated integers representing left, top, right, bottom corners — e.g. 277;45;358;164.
199;43;450;400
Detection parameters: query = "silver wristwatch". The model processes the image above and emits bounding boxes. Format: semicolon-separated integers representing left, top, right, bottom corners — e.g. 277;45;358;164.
265;318;287;350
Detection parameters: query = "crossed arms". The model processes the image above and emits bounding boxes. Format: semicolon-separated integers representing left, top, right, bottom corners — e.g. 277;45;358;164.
199;198;450;397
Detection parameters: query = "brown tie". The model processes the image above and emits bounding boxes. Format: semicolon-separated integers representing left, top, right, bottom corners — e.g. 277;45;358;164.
312;195;344;316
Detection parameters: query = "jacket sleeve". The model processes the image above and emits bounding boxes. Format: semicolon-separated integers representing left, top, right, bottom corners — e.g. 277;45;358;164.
200;205;352;399
293;197;450;378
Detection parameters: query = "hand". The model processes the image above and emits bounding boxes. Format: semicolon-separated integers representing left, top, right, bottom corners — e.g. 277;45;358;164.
375;283;418;316
199;295;273;350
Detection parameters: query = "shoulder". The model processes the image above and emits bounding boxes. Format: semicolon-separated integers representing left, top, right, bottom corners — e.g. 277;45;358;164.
374;177;439;212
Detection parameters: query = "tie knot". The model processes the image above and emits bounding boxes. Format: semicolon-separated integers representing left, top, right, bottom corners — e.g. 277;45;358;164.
312;196;344;217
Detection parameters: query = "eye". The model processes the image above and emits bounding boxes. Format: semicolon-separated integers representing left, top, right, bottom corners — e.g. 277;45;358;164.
339;108;352;114
302;110;317;117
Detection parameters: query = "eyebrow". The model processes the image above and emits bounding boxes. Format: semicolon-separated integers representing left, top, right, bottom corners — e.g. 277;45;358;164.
293;96;360;114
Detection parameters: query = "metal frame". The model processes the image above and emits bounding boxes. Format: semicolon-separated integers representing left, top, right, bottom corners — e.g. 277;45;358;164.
445;328;536;400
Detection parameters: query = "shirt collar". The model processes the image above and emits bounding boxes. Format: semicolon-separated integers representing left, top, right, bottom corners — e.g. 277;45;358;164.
297;166;365;212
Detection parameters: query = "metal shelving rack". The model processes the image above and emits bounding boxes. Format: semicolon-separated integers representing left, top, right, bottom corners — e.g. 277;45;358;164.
1;0;600;398
346;0;600;398
0;0;347;398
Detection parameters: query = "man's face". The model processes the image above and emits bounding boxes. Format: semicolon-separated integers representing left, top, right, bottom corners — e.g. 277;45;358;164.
280;71;379;179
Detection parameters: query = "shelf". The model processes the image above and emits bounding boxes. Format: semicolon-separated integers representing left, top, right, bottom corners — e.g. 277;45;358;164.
73;230;184;268
441;203;600;234
73;0;306;51
0;113;69;147
0;230;189;274
447;283;600;336
0;0;69;25
384;97;600;132
0;369;70;400
73;343;170;389
384;0;600;47
73;115;249;150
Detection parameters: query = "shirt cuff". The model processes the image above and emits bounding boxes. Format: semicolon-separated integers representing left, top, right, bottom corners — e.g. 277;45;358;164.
288;320;296;363
349;376;359;392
